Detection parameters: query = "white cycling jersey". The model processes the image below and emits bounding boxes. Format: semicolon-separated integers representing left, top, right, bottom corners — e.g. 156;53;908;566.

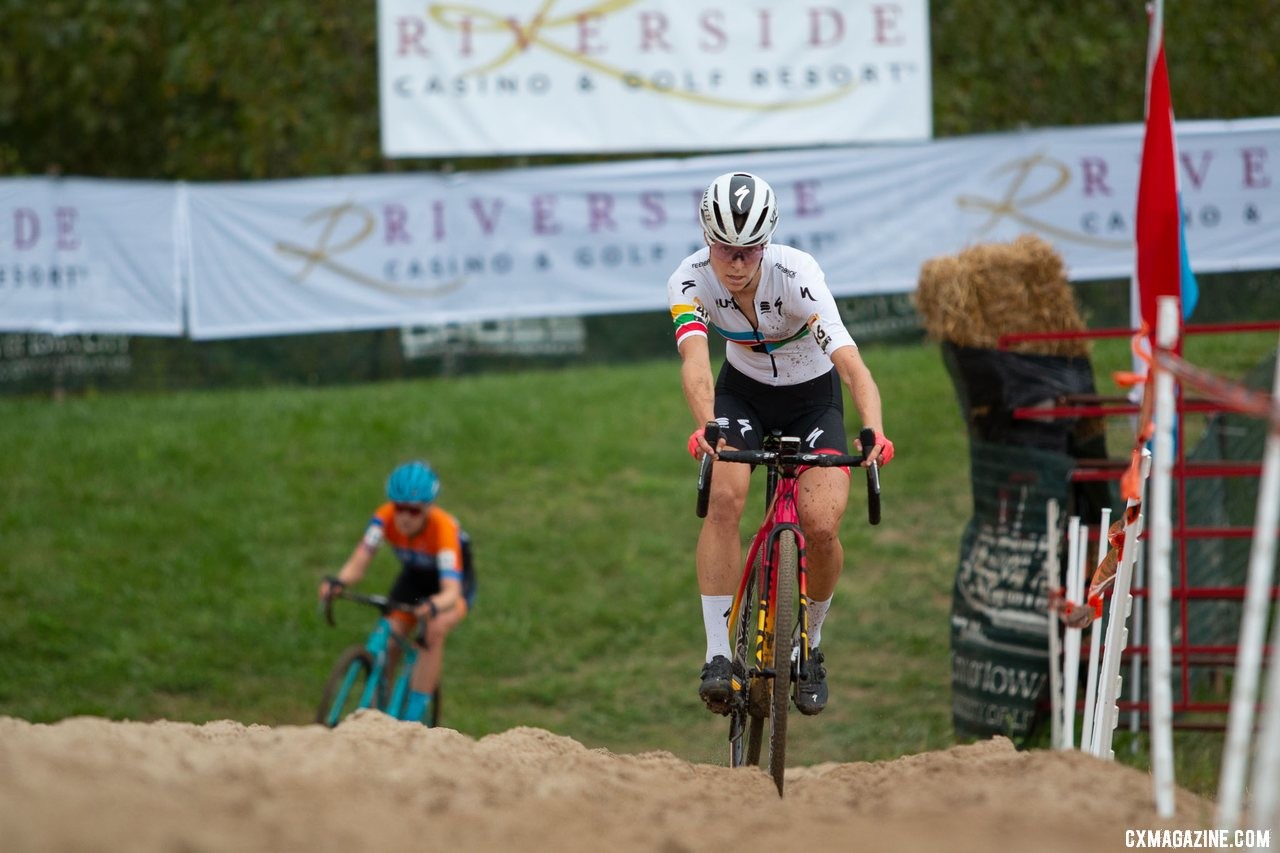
667;243;855;386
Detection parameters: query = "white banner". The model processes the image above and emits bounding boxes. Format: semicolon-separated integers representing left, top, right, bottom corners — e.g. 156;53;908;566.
377;0;932;157
0;179;183;336
186;118;1280;340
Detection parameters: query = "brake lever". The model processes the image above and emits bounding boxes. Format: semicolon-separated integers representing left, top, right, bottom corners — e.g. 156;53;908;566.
696;420;722;519
321;577;344;626
859;427;882;526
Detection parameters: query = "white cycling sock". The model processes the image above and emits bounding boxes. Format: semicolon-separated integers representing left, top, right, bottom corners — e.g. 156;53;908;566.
808;595;833;648
701;595;733;662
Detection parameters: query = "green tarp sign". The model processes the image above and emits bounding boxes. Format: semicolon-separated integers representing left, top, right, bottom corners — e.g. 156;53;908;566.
950;440;1074;740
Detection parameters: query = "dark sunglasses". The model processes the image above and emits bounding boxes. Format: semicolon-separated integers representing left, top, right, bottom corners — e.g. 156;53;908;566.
393;502;426;516
709;242;765;262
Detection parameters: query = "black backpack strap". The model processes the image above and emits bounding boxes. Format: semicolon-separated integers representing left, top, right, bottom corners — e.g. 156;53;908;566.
458;529;476;607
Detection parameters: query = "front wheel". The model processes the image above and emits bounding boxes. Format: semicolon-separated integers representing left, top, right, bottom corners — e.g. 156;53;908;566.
767;530;799;796
428;683;442;728
728;553;763;768
316;646;384;728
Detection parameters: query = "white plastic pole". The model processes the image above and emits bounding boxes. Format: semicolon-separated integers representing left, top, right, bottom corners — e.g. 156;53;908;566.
1061;515;1082;749
1045;498;1063;752
1091;451;1151;759
1148;295;1179;818
1217;340;1280;832
1095;510;1146;757
1067;523;1089;749
1250;561;1280;837
1129;535;1147;751
1081;507;1111;754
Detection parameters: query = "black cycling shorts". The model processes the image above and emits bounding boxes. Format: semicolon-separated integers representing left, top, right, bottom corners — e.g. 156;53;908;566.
387;566;441;606
713;362;848;453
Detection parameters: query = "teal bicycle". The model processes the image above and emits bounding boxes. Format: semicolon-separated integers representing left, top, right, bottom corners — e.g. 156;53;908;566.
315;583;441;728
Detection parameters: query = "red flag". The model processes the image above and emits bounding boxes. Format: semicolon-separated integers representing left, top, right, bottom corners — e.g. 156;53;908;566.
1123;1;1184;502
1133;1;1183;351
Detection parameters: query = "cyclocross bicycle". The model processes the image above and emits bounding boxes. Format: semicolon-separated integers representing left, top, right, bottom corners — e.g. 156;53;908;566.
315;584;441;728
696;423;881;796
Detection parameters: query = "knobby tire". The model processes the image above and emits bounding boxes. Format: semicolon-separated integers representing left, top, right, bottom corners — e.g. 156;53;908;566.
729;551;764;768
429;684;442;727
768;530;798;796
316;646;382;728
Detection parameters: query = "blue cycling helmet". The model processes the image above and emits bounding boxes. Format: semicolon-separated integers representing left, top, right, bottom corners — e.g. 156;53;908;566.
386;460;440;504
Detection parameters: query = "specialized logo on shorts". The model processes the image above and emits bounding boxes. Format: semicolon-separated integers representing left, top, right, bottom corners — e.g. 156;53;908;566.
806;427;824;448
807;313;833;353
738;418;754;438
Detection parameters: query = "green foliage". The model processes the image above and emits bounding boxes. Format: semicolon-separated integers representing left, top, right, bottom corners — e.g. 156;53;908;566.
3;3;1277;178
3;1;381;178
931;0;1280;135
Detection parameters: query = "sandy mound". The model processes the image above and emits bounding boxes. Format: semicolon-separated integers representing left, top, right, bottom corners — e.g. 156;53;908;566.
0;713;1210;852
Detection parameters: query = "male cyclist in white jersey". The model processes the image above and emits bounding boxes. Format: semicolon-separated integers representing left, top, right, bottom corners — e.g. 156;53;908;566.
667;172;895;717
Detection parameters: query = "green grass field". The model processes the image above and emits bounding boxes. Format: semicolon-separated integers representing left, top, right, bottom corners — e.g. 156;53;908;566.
1;331;1274;792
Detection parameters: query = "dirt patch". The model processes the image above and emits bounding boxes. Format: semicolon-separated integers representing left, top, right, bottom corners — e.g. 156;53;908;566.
0;713;1211;852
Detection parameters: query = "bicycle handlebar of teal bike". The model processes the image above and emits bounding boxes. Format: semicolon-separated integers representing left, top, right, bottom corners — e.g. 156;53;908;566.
696;423;881;525
320;580;428;645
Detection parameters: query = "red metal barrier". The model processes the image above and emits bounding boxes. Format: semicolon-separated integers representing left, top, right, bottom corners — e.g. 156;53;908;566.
1003;319;1279;727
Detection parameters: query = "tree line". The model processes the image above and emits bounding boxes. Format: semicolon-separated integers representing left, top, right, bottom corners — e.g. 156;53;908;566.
4;1;1276;180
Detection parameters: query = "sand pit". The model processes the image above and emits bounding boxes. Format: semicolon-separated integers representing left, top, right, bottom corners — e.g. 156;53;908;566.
0;712;1212;852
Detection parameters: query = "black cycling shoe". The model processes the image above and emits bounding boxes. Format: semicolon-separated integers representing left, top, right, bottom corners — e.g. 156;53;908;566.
699;655;734;715
794;646;828;716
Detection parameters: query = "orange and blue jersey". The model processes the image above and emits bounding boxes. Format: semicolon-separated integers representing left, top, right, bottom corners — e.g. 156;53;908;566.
361;502;464;587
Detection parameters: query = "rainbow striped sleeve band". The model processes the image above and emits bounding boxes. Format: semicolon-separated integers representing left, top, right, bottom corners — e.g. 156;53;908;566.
670;303;707;345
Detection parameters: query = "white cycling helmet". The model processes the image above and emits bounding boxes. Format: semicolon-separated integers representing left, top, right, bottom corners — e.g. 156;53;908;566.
699;172;778;247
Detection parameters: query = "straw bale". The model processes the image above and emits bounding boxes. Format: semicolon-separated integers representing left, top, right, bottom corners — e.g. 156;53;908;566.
914;234;1089;358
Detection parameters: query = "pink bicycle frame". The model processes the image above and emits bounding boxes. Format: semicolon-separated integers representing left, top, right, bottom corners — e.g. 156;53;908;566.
730;475;811;680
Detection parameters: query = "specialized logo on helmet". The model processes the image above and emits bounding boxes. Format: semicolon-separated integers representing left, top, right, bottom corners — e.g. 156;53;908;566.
729;174;754;213
701;171;778;247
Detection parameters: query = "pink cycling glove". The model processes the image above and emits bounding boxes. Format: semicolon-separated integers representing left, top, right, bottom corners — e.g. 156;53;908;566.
872;431;895;465
687;427;705;459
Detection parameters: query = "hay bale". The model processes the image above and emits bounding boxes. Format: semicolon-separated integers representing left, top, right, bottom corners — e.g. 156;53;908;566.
914;234;1088;357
